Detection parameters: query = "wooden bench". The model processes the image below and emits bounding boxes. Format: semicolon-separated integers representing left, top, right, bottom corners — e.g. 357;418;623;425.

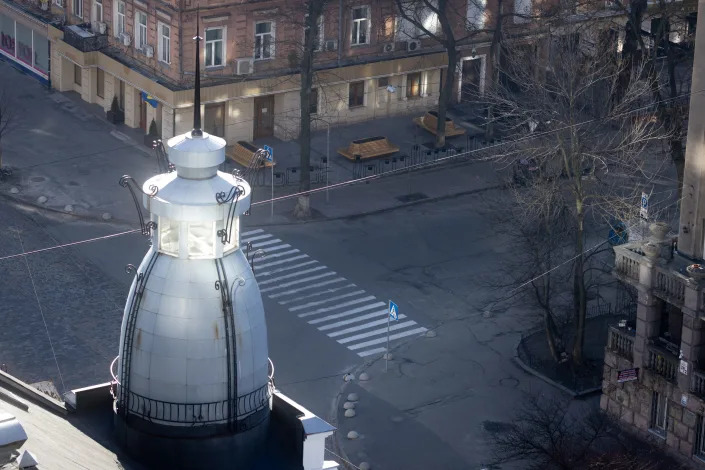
226;141;275;168
413;110;466;137
337;136;400;161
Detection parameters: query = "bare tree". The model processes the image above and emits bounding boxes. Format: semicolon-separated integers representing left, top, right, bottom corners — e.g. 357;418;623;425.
488;393;673;470
613;0;694;194
478;20;666;365
0;88;14;174
293;0;328;219
394;0;490;148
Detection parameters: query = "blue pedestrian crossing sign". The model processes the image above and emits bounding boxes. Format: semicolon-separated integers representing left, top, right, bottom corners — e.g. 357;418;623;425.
263;145;274;162
389;300;399;321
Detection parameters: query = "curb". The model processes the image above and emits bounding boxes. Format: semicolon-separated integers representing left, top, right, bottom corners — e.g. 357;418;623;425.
512;354;602;398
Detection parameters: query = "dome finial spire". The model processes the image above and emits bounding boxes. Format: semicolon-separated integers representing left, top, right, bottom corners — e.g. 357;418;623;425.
192;8;203;137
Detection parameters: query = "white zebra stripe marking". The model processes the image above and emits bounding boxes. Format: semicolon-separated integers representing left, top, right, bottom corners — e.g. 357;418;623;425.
257;260;319;278
268;278;347;299
258;266;327;285
348;327;428;350
241;234;272;243
249;230;427;358
256;244;292;253
241;229;264;236
252;238;284;248
308;303;386;325
357;347;388;357
338;321;418;344
288;290;366;312
256;254;309;270
277;284;358;305
298;295;377;319
317;310;392;331
260;272;337;293
327;314;407;337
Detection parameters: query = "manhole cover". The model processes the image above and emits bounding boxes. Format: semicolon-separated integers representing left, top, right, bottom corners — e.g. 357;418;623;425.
482;420;514;434
30;176;46;183
396;192;429;203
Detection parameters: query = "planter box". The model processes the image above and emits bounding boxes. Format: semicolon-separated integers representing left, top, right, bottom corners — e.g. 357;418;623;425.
106;110;124;124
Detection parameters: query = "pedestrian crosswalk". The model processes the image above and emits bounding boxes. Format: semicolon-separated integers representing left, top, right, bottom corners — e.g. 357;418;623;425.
241;229;428;357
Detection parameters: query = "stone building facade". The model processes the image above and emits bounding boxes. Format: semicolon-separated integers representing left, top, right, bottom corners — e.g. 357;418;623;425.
602;0;705;464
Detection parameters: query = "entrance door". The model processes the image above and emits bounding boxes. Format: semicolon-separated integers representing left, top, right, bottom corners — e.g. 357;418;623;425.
204;103;225;137
461;58;482;103
119;80;125;109
254;95;274;139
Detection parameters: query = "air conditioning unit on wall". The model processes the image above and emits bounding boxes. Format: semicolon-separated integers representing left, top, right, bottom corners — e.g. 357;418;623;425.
144;45;154;58
97;22;107;34
383;42;395;53
236;58;254;75
120;33;131;46
324;39;338;52
406;40;421;52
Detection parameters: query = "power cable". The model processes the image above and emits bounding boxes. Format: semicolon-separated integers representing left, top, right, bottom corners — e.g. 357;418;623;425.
13;229;67;396
0;84;694;261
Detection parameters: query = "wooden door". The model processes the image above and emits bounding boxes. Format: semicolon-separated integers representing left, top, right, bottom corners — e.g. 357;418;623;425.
204;103;225;137
254;95;274;139
139;94;147;132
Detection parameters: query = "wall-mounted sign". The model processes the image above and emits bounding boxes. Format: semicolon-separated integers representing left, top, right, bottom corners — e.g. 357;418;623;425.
617;368;639;383
680;360;689;375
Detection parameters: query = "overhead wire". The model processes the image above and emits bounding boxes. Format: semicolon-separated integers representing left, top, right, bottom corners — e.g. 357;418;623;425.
0;85;697;263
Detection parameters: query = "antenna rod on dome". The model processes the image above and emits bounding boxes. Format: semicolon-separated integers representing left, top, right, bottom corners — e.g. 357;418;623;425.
192;9;203;137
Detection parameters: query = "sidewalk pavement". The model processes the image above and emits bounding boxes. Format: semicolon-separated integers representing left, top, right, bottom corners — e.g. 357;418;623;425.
0;60;502;227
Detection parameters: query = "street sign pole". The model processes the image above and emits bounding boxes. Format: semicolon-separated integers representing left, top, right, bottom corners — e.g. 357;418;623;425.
386;300;399;372
385;312;390;372
271;163;274;219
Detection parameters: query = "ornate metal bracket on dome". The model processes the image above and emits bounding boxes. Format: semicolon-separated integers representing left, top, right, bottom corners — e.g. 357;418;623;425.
241;149;269;187
215;181;246;246
153;139;175;174
119;175;159;237
117;251;160;418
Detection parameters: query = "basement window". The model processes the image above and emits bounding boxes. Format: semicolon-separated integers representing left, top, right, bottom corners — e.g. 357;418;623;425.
697;414;705;461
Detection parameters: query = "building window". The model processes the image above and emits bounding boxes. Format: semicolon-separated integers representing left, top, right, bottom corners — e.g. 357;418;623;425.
159;217;179;256
115;1;125;37
255;21;274;60
514;0;531;23
72;0;83;18
378;77;389;88
188;222;215;259
310;88;318;115
74;64;82;85
135;11;147;50
349;81;365;108
313;15;324;51
397;2;439;38
158;23;170;64
205;27;224;67
650;391;668;438
351;6;370;45
406;72;422;98
697;414;705;459
93;0;103;23
467;0;487;29
96;68;104;98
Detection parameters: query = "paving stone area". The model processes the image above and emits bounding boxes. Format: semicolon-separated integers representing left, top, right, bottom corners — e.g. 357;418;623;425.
0;202;126;394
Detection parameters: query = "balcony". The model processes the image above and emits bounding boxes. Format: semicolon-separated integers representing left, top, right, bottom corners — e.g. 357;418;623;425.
608;325;635;361
691;369;705;399
614;244;643;283
653;265;687;306
645;342;679;383
63;24;108;53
